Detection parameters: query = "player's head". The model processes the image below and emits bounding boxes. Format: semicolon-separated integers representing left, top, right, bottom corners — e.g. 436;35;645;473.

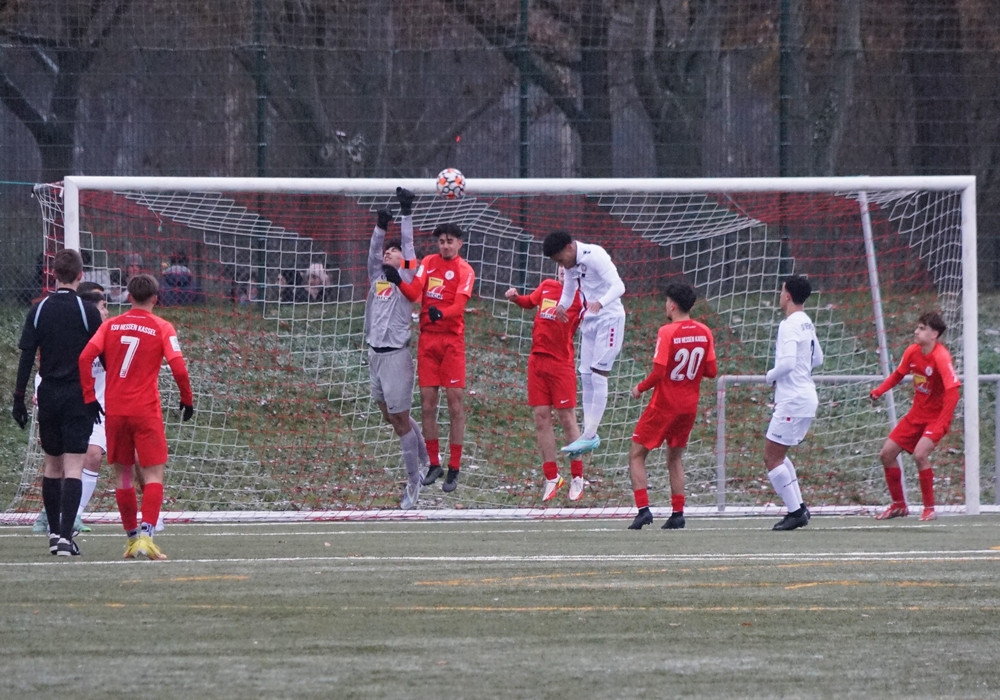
128;273;159;305
78;287;109;321
542;231;575;269
383;239;403;268
664;283;697;315
433;223;464;260
917;311;946;338
53;249;84;285
782;275;812;305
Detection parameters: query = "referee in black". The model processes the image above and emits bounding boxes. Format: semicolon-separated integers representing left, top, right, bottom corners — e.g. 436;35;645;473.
12;248;103;556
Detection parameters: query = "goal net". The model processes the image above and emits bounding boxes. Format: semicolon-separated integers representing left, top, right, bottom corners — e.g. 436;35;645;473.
7;176;980;522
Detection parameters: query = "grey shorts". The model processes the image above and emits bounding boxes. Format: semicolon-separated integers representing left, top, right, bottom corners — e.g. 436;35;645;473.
369;347;416;415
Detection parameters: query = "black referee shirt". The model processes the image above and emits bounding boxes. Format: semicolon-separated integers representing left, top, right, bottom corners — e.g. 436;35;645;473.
17;288;103;384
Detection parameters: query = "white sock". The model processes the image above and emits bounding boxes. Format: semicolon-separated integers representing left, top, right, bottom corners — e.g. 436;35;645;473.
78;468;99;518
579;372;594;439
583;373;608;439
400;429;421;481
409;416;428;464
767;464;800;512
784;457;803;508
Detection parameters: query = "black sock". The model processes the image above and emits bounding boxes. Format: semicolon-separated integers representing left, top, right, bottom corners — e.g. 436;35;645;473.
60;478;83;540
42;477;62;535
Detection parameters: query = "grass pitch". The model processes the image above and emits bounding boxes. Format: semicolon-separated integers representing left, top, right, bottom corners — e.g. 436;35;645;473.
2;515;1000;699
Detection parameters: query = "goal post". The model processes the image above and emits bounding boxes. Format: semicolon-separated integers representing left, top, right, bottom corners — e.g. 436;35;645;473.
8;175;980;521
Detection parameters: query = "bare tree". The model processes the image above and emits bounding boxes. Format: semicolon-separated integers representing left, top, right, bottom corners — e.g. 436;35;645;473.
0;0;130;181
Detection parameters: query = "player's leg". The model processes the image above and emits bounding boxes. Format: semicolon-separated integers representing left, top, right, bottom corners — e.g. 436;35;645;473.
418;337;445;484
41;453;64;554
876;420;914;519
663;445;687;530
128;417;169;559
442;386;465;492
627;441;654;529
554;406;584;500
584;315;625;441
54;392;90;553
534;405;564;501
764;415;810;531
77;421;107;532
912;436;938;520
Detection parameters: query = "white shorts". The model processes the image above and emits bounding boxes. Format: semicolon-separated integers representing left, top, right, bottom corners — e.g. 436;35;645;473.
578;313;625;373
89;419;107;453
766;415;814;447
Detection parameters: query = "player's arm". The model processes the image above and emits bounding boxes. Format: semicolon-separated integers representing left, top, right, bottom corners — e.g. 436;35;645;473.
870;349;911;400
555;271;579;313
428;292;471;321
635;362;668;395
811;336;824;369
594;253;626;309
368;210;390;281
78;339;103;404
764;332;798;385
395;257;426;302
78;323;107;404
925;384;960;438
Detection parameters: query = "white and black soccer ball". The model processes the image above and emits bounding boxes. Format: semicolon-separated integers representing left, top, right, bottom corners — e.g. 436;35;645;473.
436;168;465;199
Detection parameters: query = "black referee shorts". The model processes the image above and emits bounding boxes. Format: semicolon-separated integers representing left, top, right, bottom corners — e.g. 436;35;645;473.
36;380;92;456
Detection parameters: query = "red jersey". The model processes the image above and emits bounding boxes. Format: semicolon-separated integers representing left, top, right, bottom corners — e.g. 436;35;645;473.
638;318;717;414
874;342;961;424
412;253;475;335
79;308;193;418
513;279;582;363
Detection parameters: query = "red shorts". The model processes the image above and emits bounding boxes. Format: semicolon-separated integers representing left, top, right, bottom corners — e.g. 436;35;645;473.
417;332;466;388
106;413;168;468
889;414;948;453
527;354;577;408
631;405;697;451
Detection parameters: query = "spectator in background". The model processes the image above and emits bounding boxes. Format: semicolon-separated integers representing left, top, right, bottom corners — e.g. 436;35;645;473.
110;253;143;304
304;262;331;302
278;269;308;303
159;251;203;306
81;249;114;299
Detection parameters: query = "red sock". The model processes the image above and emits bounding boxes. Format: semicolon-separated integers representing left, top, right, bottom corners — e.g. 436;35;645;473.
918;468;935;508
116;487;138;533
570;458;584;478
141;482;164;531
448;443;462;470
671;494;685;514
634;488;649;509
425;439;440;467
883;465;906;504
542;461;559;480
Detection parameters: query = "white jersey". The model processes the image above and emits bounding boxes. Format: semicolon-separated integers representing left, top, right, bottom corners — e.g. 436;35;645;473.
765;309;823;417
557;241;626;319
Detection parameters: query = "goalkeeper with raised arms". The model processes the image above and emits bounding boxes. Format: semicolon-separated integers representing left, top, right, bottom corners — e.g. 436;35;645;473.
366;187;428;509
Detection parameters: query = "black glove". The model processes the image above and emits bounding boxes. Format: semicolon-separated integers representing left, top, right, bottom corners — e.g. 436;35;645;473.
180;400;194;422
376;209;393;230
84;400;104;426
396;187;414;216
382;264;402;286
11;392;28;429
428;306;444;322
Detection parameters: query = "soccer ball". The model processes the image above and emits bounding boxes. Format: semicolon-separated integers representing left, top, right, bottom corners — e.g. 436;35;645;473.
436;168;465;199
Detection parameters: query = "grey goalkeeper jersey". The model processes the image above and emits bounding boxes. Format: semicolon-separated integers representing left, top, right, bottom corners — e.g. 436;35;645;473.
364;214;417;349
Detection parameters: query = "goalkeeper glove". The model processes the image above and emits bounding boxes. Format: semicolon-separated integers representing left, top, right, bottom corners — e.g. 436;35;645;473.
11;392;28;429
376;209;393;230
396;187;415;216
180;400;194;422
84;400;104;425
382;264;402;286
428;306;444;322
